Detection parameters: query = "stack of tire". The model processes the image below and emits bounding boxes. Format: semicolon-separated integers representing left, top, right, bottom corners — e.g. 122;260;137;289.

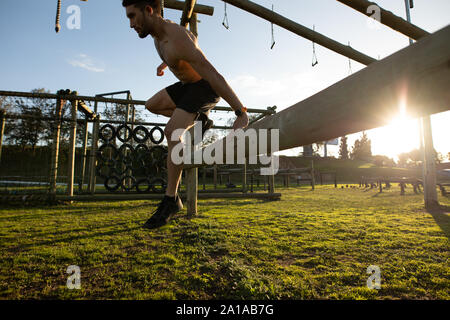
96;124;168;193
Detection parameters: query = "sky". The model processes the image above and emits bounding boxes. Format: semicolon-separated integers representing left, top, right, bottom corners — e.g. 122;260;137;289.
0;0;449;160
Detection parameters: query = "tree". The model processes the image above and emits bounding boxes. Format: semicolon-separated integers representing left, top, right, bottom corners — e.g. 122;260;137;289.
372;155;395;167
350;131;372;161
5;89;53;151
339;136;349;160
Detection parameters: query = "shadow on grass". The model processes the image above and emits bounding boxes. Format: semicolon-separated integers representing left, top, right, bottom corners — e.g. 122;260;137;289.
428;204;450;239
6;224;144;253
197;199;268;207
0;202;156;222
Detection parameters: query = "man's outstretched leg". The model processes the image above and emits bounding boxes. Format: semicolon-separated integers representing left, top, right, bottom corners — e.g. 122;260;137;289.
143;109;196;229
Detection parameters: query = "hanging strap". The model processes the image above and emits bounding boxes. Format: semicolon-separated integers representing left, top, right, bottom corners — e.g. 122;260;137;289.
222;2;230;29
270;4;275;49
312;25;318;66
348;41;353;74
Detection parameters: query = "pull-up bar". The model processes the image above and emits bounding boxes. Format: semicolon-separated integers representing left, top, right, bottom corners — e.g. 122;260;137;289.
221;0;377;66
336;0;429;40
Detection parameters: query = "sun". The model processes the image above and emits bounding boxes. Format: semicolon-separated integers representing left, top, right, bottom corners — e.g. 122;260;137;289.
370;114;421;161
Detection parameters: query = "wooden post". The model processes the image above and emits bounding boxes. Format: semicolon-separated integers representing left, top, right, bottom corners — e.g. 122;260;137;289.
213;165;217;189
268;173;275;194
421;116;439;209
242;162;247;193
334;173;337;188
186;167;198;216
88;115;100;194
311;160;315;191
186;125;199;216
67;98;78;198
202;166;206;190
79;117;89;192
49;96;64;195
189;12;198;37
0;110;5;164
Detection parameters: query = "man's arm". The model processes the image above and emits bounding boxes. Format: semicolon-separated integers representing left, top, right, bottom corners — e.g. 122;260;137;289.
173;29;249;129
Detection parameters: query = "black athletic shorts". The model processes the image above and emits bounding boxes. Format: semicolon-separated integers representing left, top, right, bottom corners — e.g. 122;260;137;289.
165;79;220;117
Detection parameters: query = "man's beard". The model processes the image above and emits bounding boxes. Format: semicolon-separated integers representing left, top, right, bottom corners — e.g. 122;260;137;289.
138;24;150;38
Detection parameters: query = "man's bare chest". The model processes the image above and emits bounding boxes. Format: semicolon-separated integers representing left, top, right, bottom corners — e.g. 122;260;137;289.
155;40;177;66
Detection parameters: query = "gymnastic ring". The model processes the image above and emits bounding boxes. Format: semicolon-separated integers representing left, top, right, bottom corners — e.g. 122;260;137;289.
97;143;119;162
121;175;136;192
104;175;121;192
150;178;167;193
132;126;150;144
99;124;116;142
149;126;164;144
118;143;135;165
96;165;119;180
136;178;152;193
116;124;133;143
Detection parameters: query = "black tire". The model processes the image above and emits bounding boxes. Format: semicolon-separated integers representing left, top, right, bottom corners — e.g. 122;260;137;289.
104;175;121;192
118;143;135;165
96;164;119;180
99;124;116;142
136;178;152;193
97;143;119;163
121;175;136;192
149;126;164;144
150;178;167;193
132;125;149;144
116;124;132;143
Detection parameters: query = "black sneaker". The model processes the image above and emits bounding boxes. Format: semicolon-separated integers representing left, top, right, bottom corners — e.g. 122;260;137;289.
143;195;183;229
199;113;214;138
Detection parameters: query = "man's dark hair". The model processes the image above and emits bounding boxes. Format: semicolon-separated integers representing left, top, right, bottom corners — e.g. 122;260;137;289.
122;0;161;14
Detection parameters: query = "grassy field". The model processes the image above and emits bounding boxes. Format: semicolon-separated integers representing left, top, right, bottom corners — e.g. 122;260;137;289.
0;185;449;300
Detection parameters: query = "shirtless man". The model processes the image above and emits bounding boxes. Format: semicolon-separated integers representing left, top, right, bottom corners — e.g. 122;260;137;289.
123;0;249;229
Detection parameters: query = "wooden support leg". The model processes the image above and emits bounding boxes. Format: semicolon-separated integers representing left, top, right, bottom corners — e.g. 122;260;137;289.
202;166;206;191
67;99;78;199
186;167;198;216
268;174;275;194
421;116;439;210
88;116;100;194
79;118;89;193
213;164;217;190
49;96;64;195
0;110;5;164
242;162;247;193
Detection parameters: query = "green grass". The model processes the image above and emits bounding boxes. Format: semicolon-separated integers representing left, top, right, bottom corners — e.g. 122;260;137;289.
0;185;449;299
